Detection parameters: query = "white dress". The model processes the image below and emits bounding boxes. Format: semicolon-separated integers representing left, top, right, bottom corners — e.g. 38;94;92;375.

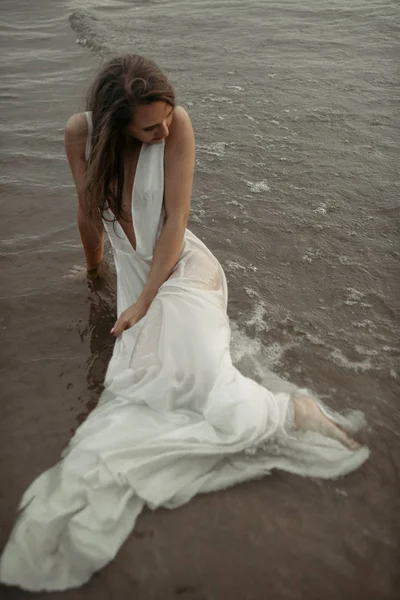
0;113;369;592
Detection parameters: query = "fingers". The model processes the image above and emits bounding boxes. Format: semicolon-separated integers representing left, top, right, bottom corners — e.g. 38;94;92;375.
110;302;148;337
111;313;137;337
111;316;127;337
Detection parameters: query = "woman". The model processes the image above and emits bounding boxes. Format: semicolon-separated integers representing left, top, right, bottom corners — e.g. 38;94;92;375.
0;55;369;592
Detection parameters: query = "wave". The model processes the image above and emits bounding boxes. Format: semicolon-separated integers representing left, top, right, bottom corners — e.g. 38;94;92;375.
69;10;109;55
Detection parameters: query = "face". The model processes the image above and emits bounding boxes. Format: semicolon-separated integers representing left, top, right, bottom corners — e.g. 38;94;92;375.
127;101;174;144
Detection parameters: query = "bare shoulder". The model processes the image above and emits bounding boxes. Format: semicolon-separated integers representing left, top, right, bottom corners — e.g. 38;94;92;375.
172;105;192;127
166;106;194;154
65;112;88;137
64;113;88;159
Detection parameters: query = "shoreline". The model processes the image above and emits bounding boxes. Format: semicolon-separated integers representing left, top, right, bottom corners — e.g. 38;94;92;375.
1;1;399;599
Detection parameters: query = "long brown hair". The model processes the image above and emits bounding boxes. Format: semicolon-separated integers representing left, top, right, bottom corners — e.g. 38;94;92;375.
85;54;175;221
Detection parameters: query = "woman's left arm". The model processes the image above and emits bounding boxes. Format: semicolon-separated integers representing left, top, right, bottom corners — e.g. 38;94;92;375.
111;107;195;336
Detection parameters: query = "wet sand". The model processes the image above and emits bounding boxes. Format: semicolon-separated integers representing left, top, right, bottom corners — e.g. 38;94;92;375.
1;1;399;599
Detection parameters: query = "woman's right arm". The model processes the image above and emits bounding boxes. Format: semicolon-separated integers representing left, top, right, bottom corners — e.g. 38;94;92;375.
64;113;104;272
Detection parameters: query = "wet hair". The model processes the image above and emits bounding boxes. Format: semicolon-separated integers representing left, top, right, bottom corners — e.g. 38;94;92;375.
85;54;175;221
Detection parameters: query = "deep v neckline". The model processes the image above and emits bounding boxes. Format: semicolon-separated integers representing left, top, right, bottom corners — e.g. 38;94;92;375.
109;142;145;254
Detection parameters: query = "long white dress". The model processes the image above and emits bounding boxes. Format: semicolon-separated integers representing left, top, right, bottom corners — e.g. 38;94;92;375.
0;113;369;591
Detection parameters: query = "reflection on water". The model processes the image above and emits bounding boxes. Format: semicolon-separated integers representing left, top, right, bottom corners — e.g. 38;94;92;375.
75;264;116;427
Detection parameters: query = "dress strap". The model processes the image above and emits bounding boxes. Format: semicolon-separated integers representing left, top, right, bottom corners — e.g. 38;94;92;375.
84;111;93;162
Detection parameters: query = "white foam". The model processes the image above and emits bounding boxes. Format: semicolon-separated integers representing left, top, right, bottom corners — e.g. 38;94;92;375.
352;319;377;332
382;345;400;353
345;288;364;302
328;349;372;373
314;204;327;215
225;199;244;209
204;95;233;104
289;185;306;190
335;489;348;497
244;287;259;298
355;345;379;358
302;248;321;263
344;288;372;308
246;180;270;194
230;323;262;363
244;300;270;333
225;258;258;273
190;208;205;224
190;212;203;224
230;324;298;395
197;142;227;158
225;259;246;272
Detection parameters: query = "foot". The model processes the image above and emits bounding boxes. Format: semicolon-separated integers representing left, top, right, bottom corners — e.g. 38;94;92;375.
293;395;361;451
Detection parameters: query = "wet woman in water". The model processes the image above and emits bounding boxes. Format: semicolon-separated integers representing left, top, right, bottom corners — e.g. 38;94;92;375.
0;54;368;592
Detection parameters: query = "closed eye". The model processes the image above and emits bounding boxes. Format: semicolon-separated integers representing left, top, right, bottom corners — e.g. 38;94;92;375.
143;107;174;132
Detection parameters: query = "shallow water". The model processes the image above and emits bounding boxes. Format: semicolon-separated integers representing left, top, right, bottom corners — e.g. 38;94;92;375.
1;0;399;598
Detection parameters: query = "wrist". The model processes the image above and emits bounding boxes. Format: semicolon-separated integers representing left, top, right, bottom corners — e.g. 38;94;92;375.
87;259;102;270
86;261;102;280
138;289;156;309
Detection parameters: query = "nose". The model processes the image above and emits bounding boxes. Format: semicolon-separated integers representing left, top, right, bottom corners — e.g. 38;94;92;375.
160;120;169;138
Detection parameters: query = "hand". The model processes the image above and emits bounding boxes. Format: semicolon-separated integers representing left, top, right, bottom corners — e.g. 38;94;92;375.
111;298;150;337
88;261;115;301
63;262;106;283
64;262;115;301
87;260;112;282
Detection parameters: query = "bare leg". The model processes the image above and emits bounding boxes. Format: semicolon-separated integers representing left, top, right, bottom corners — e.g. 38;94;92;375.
293;395;361;450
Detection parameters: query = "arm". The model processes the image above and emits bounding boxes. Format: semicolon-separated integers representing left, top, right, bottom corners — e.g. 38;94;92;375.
64;113;104;272
112;106;195;336
140;107;195;304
